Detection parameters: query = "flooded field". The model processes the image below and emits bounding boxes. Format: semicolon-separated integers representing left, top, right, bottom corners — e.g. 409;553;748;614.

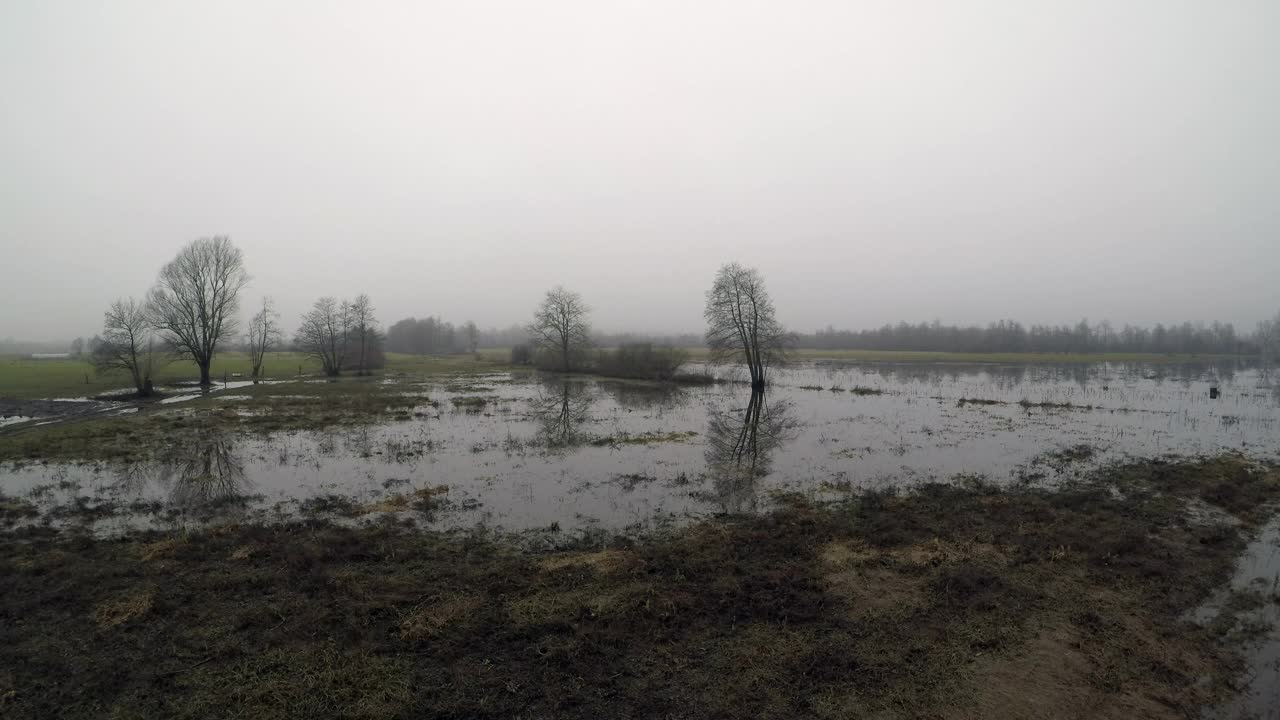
2;359;1277;535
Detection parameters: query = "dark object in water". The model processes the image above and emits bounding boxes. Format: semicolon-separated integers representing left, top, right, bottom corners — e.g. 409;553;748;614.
1209;387;1220;399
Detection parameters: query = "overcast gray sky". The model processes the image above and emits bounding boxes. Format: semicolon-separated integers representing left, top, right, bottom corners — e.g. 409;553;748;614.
2;1;1277;342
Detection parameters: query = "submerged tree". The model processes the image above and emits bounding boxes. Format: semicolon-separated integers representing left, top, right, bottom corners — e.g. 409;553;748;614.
246;297;282;379
704;262;790;389
91;298;162;397
527;286;591;373
296;296;353;376
148;236;250;386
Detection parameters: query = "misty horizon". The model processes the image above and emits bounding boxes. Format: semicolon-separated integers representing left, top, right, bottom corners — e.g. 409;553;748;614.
4;1;1278;342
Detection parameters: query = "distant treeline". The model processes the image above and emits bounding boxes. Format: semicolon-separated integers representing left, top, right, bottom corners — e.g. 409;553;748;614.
383;316;704;356
15;318;1271;359
385;317;481;355
801;320;1257;355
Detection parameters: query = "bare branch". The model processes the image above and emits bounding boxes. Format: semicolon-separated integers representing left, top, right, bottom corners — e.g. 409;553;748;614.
148;236;250;385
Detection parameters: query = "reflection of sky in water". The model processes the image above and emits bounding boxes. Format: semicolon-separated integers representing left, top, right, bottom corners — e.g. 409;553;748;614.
3;359;1279;534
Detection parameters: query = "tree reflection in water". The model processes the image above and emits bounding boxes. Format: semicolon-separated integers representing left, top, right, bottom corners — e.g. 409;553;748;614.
157;433;250;509
532;380;594;449
703;390;795;514
112;433;252;511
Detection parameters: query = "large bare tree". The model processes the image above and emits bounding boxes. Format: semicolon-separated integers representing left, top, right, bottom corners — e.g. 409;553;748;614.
246;297;282;379
527;286;591;372
704;262;790;389
296;296;353;376
349;294;379;375
91;298;162;397
148;236;250;386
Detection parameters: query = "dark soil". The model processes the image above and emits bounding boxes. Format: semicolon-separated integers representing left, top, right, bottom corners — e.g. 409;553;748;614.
1;455;1277;719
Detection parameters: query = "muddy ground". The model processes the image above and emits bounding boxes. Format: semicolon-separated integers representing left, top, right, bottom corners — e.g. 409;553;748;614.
1;455;1278;719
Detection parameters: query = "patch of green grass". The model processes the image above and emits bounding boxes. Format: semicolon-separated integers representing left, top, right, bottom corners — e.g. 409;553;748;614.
0;351;512;400
588;430;699;447
0;380;438;462
450;395;493;409
957;397;1007;407
1018;399;1094;410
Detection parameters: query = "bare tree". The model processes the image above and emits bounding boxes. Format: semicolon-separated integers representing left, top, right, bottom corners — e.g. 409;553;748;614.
527;286;591;372
91;298;163;397
1259;311;1280;363
463;320;480;354
349;294;378;375
704;262;790;389
296;297;353;376
148;236;250;386
69;337;85;357
246;297;282;379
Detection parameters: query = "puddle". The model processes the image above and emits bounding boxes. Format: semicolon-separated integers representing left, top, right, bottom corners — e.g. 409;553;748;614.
158;395;201;405
0;416;34;428
1201;516;1280;719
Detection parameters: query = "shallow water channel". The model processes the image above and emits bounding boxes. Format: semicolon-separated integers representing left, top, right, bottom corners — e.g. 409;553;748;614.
2;358;1276;536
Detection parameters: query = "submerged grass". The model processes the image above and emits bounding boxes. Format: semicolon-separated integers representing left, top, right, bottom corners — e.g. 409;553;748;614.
1;455;1276;719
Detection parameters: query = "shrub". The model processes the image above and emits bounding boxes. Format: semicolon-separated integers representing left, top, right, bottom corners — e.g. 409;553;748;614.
594;343;689;381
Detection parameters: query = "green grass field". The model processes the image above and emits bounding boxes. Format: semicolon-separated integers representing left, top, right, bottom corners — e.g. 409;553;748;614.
0;350;513;400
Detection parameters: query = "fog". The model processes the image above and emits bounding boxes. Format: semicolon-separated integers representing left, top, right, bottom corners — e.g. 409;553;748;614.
2;1;1277;342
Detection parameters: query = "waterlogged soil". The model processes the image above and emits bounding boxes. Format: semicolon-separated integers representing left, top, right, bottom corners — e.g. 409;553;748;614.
1199;515;1280;720
1;456;1279;719
1;359;1277;534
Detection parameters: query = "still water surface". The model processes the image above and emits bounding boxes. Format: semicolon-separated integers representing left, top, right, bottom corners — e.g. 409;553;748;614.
2;359;1277;534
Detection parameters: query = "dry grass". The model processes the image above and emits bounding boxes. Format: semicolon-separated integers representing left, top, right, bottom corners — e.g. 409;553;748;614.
92;591;154;628
138;537;186;561
400;593;485;640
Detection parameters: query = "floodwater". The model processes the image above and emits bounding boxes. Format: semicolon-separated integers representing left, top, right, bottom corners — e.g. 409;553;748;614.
2;358;1277;536
1199;516;1280;720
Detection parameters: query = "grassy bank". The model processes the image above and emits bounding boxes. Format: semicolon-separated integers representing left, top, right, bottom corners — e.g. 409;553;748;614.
1;455;1277;719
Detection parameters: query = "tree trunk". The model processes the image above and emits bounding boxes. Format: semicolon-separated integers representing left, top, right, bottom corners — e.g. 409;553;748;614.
199;362;212;386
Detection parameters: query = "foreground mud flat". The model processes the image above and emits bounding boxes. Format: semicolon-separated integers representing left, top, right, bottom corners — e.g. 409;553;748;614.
2;455;1278;719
